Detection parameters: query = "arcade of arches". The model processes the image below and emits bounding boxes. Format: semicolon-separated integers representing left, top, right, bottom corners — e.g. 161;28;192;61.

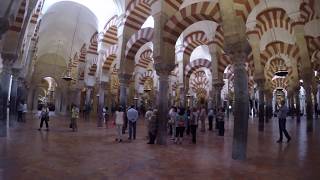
1;0;320;179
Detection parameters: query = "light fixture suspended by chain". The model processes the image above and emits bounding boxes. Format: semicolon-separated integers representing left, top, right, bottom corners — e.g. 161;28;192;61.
62;9;81;82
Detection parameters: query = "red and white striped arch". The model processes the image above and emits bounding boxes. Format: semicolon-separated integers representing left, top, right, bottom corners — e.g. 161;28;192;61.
185;58;211;78
272;77;288;90
306;36;320;58
312;51;320;71
137;49;153;69
261;41;300;66
299;1;318;25
103;45;118;71
30;0;44;24
164;1;221;45
164;0;183;11
247;8;294;39
182;31;209;57
87;32;99;55
125;27;153;61
31;19;41;41
190;71;209;98
79;44;87;63
217;53;232;79
234;0;261;22
139;70;154;85
265;58;293;81
211;25;224;51
88;57;98;76
102;15;120;46
10;0;27;32
123;0;157;31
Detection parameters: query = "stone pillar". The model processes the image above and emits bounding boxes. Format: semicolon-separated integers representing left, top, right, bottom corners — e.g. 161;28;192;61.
213;81;224;108
97;82;107;127
118;73;131;109
255;78;265;131
303;75;314;131
85;86;93;105
265;91;272;123
154;64;173;145
227;41;250;160
9;69;19;125
295;88;301;123
0;53;17;137
294;24;314;132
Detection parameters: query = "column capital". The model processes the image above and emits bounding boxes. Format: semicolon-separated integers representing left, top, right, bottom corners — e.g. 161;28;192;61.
118;73;132;84
213;80;224;90
154;63;175;77
224;40;251;63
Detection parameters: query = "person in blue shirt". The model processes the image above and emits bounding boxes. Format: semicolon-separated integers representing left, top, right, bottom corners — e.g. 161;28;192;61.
127;105;139;140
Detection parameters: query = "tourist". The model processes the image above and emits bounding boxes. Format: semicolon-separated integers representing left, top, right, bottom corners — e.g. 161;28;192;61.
168;106;177;139
22;101;27;122
147;109;158;144
38;105;50;131
17;101;24;122
115;106;124;142
208;108;214;131
190;108;199;144
145;108;153;138
71;104;79;132
277;100;291;143
199;106;206;132
127;105;139;140
103;106;109;128
175;108;186;144
216;107;225;136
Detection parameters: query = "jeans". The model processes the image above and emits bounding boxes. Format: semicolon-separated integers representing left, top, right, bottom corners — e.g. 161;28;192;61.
278;118;291;141
190;125;197;143
40;118;49;129
175;127;185;137
128;121;136;139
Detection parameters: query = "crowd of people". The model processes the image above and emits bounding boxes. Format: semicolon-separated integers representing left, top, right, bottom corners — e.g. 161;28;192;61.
34;100;292;144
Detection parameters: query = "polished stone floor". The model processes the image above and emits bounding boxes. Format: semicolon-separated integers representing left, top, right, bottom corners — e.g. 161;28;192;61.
1;113;320;180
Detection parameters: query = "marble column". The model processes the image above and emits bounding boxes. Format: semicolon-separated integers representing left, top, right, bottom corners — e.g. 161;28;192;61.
255;78;265;131
97;82;107;127
213;81;224;108
9;69;19;125
295;88;301;123
227;42;250;160
265;91;272;123
0;53;17;137
302;74;314;132
155;64;174;145
85;86;93;105
118;73;131;109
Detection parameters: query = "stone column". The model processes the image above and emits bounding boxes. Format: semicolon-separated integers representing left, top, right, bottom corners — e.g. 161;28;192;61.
154;64;173;145
294;24;314;132
213;80;224;108
265;91;273;123
227;41;250;160
85;86;93;105
97;82;107;127
0;17;9;40
0;53;17;137
295;88;301;123
255;78;265;131
9;69;20;125
118;73;131;109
